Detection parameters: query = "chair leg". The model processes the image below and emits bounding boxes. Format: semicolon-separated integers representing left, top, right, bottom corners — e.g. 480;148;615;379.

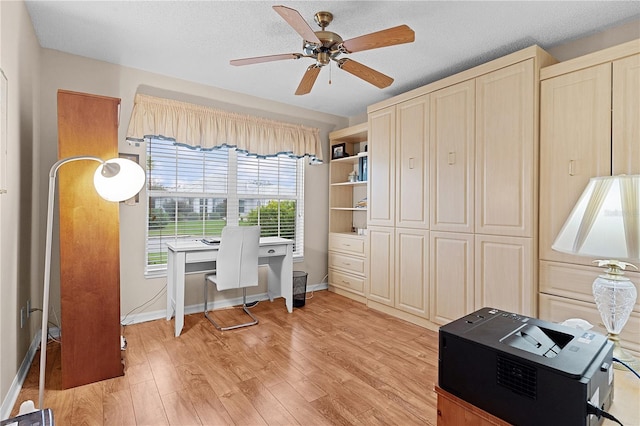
204;286;259;331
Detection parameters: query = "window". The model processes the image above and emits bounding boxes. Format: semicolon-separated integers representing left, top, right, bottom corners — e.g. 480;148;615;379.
146;138;304;274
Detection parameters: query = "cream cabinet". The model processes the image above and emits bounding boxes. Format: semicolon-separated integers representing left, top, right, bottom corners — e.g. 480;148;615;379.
538;40;640;353
328;124;368;302
367;95;430;322
428;59;542;321
364;45;554;328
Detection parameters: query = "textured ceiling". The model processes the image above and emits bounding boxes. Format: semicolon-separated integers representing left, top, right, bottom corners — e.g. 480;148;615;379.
25;1;640;118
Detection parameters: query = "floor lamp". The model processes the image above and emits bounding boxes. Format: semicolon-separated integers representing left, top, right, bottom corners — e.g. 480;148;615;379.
552;174;639;371
37;155;145;409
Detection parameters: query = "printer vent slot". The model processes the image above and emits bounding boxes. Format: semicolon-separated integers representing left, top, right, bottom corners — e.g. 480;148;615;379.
496;355;537;399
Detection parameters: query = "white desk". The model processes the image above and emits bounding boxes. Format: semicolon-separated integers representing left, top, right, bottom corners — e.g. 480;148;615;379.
166;237;294;337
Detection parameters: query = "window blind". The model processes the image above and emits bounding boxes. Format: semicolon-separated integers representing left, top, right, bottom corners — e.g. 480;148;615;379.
146;138;304;273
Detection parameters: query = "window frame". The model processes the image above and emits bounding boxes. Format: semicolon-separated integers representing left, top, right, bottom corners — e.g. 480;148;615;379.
144;138;305;276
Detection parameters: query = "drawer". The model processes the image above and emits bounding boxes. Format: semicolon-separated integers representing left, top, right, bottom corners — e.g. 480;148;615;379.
185;250;215;263
329;269;365;295
539;294;640;355
540;261;640;311
259;244;287;257
329;233;366;256
329;252;365;275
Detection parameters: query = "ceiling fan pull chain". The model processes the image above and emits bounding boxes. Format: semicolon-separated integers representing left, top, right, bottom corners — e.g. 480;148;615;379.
329;61;332;85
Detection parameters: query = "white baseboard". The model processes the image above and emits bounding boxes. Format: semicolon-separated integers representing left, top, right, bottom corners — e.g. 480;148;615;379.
0;328;60;420
121;282;328;326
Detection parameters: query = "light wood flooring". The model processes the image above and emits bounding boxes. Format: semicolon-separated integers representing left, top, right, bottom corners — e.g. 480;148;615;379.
12;290;440;425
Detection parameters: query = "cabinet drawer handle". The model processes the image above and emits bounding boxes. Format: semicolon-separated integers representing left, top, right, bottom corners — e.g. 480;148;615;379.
341;280;350;284
448;152;456;165
268;249;275;253
568;160;575;176
409;157;415;169
343;262;351;266
343;243;351;247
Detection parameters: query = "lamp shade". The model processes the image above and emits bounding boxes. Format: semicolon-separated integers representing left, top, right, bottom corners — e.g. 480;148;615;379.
552;175;640;261
93;158;145;202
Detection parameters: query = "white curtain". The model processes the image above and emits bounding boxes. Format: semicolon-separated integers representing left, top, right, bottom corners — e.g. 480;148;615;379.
126;94;323;161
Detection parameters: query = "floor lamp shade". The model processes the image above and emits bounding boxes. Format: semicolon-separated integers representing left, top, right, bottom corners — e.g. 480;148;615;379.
38;155;145;409
93;158;146;202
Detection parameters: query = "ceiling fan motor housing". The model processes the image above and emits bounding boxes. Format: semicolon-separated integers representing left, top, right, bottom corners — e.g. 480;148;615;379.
302;30;343;65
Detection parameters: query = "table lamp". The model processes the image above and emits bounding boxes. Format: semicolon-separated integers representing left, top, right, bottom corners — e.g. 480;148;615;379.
552;174;639;370
37;155;145;409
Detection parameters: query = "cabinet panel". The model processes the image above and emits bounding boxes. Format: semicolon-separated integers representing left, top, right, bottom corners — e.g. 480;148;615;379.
395;229;429;318
476;60;534;237
368;107;396;227
368;226;394;306
396;95;429;229
430;232;474;325
613;54;640;174
475;235;534;316
539;63;612;264
430;80;475;233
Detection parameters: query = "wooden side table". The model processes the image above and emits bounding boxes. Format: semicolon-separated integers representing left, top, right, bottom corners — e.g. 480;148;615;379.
435;369;639;426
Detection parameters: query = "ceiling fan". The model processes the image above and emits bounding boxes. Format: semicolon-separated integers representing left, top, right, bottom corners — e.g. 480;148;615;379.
230;5;415;95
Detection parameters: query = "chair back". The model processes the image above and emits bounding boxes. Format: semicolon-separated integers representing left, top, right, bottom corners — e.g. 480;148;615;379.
215;225;260;290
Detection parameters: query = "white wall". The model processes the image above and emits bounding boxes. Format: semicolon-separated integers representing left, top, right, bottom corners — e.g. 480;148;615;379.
38;49;347;326
0;0;41;415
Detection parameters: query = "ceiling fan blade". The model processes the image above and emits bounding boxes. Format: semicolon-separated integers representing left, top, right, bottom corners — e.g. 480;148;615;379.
273;5;321;44
295;65;322;95
337;59;394;89
230;53;302;66
340;25;415;53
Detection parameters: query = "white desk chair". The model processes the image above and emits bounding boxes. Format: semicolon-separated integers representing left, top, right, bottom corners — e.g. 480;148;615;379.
204;225;260;330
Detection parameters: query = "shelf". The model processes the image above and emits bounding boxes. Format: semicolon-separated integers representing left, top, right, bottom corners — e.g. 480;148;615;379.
331;181;367;187
331;153;367;164
330;231;366;238
331;207;368;211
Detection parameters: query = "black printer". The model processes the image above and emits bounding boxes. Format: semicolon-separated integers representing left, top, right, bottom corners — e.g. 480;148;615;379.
439;308;614;426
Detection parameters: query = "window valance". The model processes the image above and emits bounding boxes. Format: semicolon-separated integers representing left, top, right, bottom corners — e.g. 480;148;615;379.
126;94;323;162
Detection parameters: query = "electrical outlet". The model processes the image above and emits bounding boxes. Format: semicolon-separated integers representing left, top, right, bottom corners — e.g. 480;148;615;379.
26;299;31;318
20;307;25;328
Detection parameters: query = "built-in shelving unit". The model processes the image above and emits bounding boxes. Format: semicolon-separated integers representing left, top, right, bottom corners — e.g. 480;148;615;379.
328;123;369;302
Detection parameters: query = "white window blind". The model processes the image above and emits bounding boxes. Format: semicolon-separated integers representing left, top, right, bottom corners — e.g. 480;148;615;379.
146;138;304;273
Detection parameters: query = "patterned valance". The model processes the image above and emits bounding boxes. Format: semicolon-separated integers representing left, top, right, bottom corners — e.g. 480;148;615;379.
126;94;323;161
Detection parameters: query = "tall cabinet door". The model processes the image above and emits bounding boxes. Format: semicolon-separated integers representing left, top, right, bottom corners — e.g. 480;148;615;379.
539;63;612;264
395;228;429;318
396;95;429;229
613;54;640;175
475;60;534;237
368;107;396;227
58;90;124;388
430;80;475;233
368;226;395;306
